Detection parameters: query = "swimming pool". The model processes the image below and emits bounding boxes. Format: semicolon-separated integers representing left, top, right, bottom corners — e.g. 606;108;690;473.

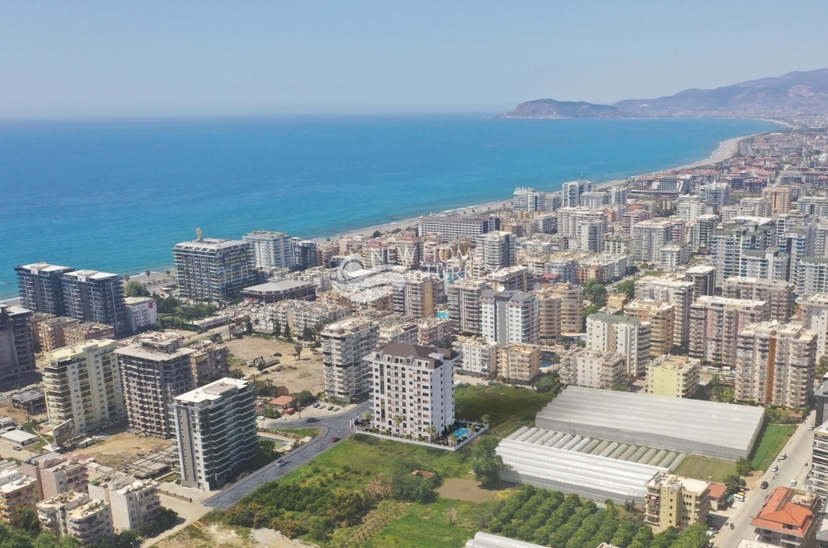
454;427;471;439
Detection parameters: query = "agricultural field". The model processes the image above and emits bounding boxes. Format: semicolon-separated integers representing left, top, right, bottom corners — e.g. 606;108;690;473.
751;423;796;471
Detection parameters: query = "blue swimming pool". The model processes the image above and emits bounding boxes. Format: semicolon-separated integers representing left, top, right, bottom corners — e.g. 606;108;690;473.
454;427;471;439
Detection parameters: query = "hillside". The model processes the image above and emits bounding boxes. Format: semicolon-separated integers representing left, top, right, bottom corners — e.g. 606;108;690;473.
498;98;623;119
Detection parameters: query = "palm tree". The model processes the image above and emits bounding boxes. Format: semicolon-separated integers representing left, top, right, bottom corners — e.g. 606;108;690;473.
425;425;437;441
392;415;403;433
361;411;372;422
448;433;458;446
481;414;491;425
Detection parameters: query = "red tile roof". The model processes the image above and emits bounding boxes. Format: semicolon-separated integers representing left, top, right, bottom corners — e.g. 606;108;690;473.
751;487;814;537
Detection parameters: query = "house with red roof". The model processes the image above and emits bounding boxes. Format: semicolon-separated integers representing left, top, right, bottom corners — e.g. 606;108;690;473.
751;487;819;547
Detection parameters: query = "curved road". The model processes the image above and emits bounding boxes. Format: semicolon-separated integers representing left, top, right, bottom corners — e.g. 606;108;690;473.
203;402;370;509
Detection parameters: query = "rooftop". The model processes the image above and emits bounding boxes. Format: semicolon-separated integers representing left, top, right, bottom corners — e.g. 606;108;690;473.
173;238;249;251
751;487;815;537
242;280;314;293
174;378;249;404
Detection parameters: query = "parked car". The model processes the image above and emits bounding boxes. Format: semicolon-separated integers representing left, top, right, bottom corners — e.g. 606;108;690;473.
771;464;779;472
332;406;340;412
790;479;798;486
12;446;21;452
809;425;815;431
329;437;341;443
305;417;319;423
327;405;334;411
276;459;287;467
257;416;265;421
761;481;769;489
779;453;788;461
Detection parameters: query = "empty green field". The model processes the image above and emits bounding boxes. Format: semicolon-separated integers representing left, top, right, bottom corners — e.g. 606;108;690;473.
751;423;796;472
455;385;558;439
675;455;737;482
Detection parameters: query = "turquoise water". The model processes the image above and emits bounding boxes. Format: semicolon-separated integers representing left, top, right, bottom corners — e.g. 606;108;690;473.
454;427;471;438
0;115;779;298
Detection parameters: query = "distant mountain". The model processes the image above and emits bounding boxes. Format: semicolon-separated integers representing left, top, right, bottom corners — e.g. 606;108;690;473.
503;69;828;119
615;69;828;118
498;98;623;119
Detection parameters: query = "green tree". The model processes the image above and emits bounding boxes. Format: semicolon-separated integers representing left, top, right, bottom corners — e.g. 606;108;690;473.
470;436;504;486
723;474;746;495
283;324;291;339
291;390;315;407
17;507;40;537
615;278;636;300
480;414;491;425
736;457;753;476
293;343;303;360
535;371;561;394
584;279;607;308
125;280;148;298
273;320;282;337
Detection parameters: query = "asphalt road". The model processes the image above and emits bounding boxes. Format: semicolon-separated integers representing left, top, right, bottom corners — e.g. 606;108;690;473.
712;413;815;547
203;402;370;509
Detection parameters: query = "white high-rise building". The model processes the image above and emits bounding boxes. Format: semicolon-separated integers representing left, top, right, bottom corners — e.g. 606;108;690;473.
586;313;651;378
480;290;539;346
88;474;161;533
43;340;126;437
172;237;257;301
368;343;458;440
802;293;828;360
321;318;379;400
243;230;296;269
574;219;605;252
635;276;695;347
454;337;498;377
172;378;258;491
632;219;673;262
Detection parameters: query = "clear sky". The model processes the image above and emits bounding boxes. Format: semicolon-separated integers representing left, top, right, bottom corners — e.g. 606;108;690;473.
2;1;828;118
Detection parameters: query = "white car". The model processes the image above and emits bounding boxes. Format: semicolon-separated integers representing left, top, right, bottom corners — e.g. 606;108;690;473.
771;464;779;472
779;453;788;461
790;479;798;486
257;416;265;421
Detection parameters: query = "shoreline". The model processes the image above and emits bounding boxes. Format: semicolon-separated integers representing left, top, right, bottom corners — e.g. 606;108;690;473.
0;128;777;300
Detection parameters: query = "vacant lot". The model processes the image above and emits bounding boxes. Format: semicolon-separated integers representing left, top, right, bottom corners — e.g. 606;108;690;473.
224;336;324;394
676;455;737;483
752;423;796;472
455;385;558;439
80;432;172;469
436;478;504;503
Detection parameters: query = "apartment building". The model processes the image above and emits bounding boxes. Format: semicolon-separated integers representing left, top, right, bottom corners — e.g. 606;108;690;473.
33;315;79;352
635;276;695;347
561;349;625;389
417;317;454;348
22;453;88;500
688;296;769;366
43;339;126;437
812;423;828;498
632;219;674;262
586;313;651;378
796;257;828;298
321;317;379;400
762;186;793;214
124;296;158;333
644;473;710;530
647;355;700;398
711;218;775;286
802;293;828;360
722;277;794;321
624;300;675;356
447;278;490;335
547;283;584;333
454;337;498;377
15;263;75;316
487;265;530;292
60;270;130;338
685;265;717;297
172;378;257;491
63;322;115;346
0;470;39;526
700;182;730;205
66;499;114;544
293;239;319;270
256;299;349;336
88;474;162;533
378;317;419;345
368;343;457;441
474;231;517;276
115;333;196;438
0;304;37;388
498;344;541;383
535;287;561;342
36;490;89;537
480;290;539;346
243;230;295;269
735;322;817;409
188;341;230;386
393;274;437;319
751;488;818;548
172;237;257;301
658;241;691;268
417;214;499;240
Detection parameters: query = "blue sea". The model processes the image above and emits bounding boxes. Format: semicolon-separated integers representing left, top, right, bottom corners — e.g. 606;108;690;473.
0;115;779;298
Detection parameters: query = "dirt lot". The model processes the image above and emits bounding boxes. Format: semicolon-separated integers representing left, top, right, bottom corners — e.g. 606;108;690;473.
0;402;43;424
154;523;314;548
224;336;324;395
435;478;504;503
80;432;172;469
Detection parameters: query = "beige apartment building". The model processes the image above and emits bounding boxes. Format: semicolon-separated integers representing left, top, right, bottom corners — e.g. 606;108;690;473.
645;473;710;530
624;299;675;357
647;355;701;398
188;340;230;386
37;490;89;537
454;337;498;377
33;315;79;352
735;322;817;409
689;296;769;366
321;317;379;400
547;283;584;333
801;292;828;360
586;313;651;378
66;499;114;544
535;286;562;342
115;333;195;438
88;473;161;533
635;276;695;347
498;344;541;383
447;278;490;334
561;349;625;389
43;339;126;437
63;322;116;346
722;277;794;322
762;185;793;214
0;470;39;526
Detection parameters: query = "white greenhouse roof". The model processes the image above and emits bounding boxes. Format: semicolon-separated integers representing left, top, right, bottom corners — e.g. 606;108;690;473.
465;532;547;548
535;386;764;460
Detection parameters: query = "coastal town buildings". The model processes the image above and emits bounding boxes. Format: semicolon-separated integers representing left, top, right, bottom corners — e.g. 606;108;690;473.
87;474;162;533
60;270;130;338
497;344;541;383
722;277;794;321
480;290;539;346
0;470;39;526
635;276;695;347
368;343;458;440
243;230;295;269
561;349;625;389
644;473;710;530
172;378;258;491
321;317;379;400
646;355;700;398
454;337;498;377
689;296;769;366
447;278;489;334
15;263;75;316
751;488;818;548
124;296;158;332
188;340;230;386
22;453;88;500
43;339;126;436
624;299;675;357
172;237;257;301
802;293;828;360
547;283;584;334
417;214;499;240
586;313;651;378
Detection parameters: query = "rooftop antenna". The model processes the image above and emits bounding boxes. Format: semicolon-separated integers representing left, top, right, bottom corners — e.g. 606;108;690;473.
196;228;203;241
